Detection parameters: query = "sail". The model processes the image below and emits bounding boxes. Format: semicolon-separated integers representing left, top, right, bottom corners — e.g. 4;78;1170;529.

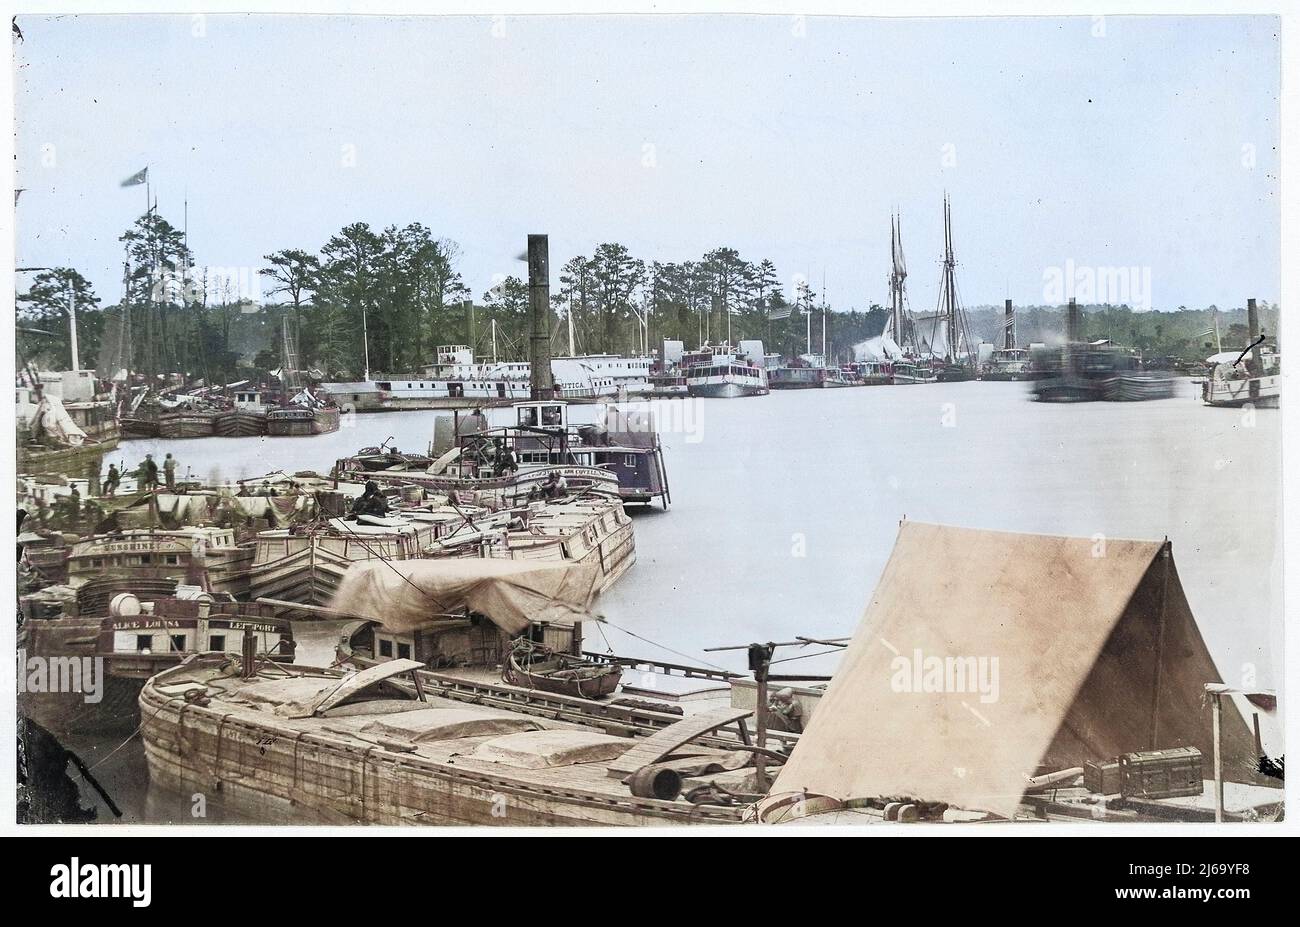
854;335;903;362
28;395;87;447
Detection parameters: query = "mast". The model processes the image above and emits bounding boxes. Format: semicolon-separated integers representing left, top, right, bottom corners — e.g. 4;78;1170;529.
567;298;576;356
66;277;80;372
821;271;827;359
804;286;812;355
281;314;302;393
935;194;974;366
118;255;133;391
888;213;911;354
361;304;371;382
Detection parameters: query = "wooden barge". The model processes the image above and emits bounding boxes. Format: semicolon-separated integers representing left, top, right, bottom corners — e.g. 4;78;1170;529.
246;513;458;609
214;409;270;437
267;404;341;436
157;409;219;439
139;655;754;825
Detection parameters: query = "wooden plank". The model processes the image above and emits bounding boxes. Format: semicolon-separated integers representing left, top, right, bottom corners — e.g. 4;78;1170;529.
606;706;752;778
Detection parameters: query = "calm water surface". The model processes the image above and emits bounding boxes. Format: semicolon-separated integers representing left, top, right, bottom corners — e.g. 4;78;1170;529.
79;380;1280;823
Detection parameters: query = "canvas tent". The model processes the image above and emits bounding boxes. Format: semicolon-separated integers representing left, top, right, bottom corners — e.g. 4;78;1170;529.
329;558;601;636
765;522;1259;820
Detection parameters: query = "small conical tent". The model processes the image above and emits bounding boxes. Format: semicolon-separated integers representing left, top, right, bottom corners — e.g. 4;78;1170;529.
766;522;1258;819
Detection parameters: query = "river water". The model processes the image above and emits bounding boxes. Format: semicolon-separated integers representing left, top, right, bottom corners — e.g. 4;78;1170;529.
65;379;1283;823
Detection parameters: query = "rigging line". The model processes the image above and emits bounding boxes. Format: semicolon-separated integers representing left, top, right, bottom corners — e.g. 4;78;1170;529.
593;617;615;654
593;615;733;674
770;647;844;666
85;692;172;773
334;516;438;601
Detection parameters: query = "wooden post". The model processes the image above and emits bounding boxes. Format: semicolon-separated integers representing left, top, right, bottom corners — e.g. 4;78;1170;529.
749;642;775;792
528;235;555;401
1211;691;1224;823
241;627;256;678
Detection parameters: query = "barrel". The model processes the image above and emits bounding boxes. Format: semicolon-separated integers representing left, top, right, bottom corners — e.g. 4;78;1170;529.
108;593;142;617
627;765;682;801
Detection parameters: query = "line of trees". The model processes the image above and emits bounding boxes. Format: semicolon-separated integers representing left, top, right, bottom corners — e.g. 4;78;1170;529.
14;211;1282;382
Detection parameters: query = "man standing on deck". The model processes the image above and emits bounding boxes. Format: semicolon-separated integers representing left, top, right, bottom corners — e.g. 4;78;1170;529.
140;454;159;492
103;464;121;498
163;453;178;491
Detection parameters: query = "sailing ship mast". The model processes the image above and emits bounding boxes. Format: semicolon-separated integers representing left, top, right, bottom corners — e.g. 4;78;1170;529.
933;194;976;367
887;213;915;355
281;314;303;396
804;284;812;355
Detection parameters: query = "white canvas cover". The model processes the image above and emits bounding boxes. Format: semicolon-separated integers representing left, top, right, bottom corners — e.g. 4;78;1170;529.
766;522;1258;819
853;335;903;363
27;394;87;446
329;558;601;636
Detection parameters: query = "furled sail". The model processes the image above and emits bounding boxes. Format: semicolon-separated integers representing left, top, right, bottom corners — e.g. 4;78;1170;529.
27;394;87;447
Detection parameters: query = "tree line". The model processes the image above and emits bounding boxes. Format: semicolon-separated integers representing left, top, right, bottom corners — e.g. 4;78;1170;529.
14;209;1282;383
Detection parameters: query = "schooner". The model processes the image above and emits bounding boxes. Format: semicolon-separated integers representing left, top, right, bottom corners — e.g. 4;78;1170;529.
923;194;978;380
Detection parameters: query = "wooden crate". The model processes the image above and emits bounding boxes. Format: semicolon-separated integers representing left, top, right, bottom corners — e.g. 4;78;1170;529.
1119;747;1203;800
1083;760;1121;795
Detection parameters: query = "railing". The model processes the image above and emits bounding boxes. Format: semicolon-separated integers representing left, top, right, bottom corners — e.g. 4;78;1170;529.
582;652;742;681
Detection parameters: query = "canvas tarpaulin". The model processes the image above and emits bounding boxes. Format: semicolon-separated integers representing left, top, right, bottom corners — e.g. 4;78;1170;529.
329;558;601;636
767;522;1257;819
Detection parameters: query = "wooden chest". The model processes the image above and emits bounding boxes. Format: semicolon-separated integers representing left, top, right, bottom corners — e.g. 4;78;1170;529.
1119;747;1204;800
1083;760;1121;795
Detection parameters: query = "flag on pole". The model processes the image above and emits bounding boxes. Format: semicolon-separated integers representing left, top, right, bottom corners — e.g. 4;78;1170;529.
120;167;148;187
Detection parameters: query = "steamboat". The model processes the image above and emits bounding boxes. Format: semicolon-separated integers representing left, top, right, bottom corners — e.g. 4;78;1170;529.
683;343;769;398
339;400;669;508
1200;299;1280;409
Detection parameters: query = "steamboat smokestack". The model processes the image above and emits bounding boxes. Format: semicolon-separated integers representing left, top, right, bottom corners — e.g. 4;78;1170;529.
1004;299;1014;350
528;234;555;400
1247;297;1262;375
1067;297;1080;343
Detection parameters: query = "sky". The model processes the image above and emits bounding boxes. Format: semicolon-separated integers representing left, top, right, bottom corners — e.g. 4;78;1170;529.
13;13;1282;316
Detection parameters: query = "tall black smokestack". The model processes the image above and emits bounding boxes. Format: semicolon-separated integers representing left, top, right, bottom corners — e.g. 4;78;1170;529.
1067;297;1080;343
1004;299;1014;350
1246;297;1261;371
528;234;555;400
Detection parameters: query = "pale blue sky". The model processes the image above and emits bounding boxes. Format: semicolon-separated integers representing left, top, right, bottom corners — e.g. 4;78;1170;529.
14;13;1281;312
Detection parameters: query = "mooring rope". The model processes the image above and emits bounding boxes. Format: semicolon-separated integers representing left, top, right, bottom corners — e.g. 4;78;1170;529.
592;615;734;675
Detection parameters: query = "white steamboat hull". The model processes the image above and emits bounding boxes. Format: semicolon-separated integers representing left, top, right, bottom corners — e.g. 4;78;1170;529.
1203;375;1280;407
687;380;769;398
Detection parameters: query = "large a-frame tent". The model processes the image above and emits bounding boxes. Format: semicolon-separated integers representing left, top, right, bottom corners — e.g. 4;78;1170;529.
766;522;1260;819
